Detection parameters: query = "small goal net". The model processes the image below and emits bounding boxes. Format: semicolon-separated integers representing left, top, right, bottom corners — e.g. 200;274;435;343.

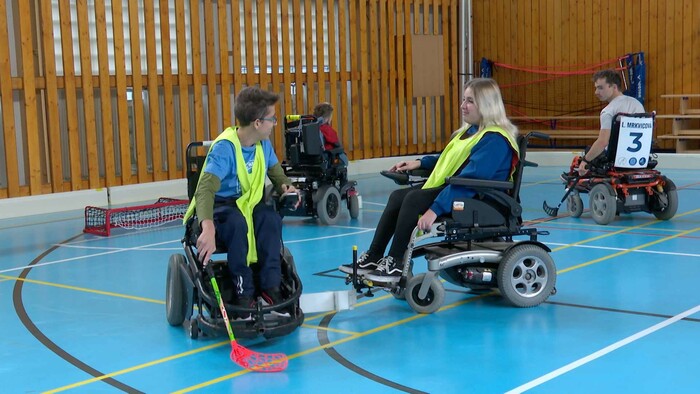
84;197;189;236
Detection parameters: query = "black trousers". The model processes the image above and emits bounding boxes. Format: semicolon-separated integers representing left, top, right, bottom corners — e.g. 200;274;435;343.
213;201;282;298
369;185;444;259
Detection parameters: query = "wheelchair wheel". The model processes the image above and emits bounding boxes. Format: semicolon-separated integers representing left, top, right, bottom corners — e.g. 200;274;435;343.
316;185;341;225
566;191;583;218
406;273;445;314
282;246;298;276
497;244;556;308
652;177;678;220
589;183;617;225
166;254;188;326
348;194;360;219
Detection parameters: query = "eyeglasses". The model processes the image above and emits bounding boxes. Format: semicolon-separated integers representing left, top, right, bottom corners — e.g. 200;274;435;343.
259;116;277;124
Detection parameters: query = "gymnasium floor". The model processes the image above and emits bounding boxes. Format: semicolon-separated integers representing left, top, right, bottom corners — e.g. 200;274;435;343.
2;164;699;393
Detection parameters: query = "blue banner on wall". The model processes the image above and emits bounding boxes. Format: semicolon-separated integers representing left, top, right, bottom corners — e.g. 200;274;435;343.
624;52;645;106
480;58;492;78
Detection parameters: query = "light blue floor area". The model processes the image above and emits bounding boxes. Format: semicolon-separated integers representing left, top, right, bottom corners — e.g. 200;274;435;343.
1;166;699;393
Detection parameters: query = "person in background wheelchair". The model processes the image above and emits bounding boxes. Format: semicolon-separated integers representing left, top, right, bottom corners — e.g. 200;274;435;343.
339;78;520;282
183;86;300;316
577;69;644;175
313;102;349;167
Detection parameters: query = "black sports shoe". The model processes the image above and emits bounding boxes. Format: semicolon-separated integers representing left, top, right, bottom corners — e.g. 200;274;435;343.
262;288;291;316
365;256;402;282
338;251;380;275
233;296;255;320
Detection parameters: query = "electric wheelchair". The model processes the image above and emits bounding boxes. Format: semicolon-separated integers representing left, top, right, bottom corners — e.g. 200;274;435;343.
345;132;557;314
277;115;360;225
165;141;304;340
547;113;678;225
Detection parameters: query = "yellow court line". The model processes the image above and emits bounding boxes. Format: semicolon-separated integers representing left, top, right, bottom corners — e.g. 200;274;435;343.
550;207;700;253
301;324;360;335
1;274;163;304
173;293;494;393
42;342;229;394
558;225;700;274
43;208;700;392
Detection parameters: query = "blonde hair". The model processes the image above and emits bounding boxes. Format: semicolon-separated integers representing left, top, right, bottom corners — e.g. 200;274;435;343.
464;78;518;140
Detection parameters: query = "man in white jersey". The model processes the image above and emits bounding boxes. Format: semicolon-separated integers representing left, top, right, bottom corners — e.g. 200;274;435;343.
577;69;645;175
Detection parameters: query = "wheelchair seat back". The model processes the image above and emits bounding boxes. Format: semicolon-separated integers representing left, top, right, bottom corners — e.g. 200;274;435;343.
284;115;324;166
185;141;211;200
605;112;654;171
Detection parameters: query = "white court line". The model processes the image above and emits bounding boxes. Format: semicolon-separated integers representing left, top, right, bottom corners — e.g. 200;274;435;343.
361;201;387;207
506;303;700;394
284;229;375;243
545;242;700;258
0;239;178;274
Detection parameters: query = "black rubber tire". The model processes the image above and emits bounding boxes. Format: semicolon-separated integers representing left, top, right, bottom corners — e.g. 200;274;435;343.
405;273;445;314
652;177;678;220
348;194;360;219
589;183;617;225
166;254;188;326
497;244;556;308
566;191;584;218
316;185;341;225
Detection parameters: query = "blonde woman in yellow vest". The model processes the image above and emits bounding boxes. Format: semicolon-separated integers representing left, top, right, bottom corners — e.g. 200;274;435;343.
185;87;300;317
339;78;520;282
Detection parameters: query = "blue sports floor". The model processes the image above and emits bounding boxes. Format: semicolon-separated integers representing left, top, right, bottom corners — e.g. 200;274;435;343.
2;164;699;393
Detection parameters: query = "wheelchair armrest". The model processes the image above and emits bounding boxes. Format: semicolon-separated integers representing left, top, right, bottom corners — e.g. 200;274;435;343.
446;177;513;190
380;170;410;185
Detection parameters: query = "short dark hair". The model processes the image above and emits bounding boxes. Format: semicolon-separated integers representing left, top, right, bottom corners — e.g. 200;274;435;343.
313;102;334;120
233;86;280;126
592;69;622;89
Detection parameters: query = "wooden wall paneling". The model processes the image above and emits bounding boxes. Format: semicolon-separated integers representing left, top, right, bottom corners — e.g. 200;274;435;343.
337;0;351;158
143;0;164;180
127;0;150;182
396;0;407;156
257;0;270;93
348;1;361;157
326;0;339;154
440;0;450;143
379;0;391;157
110;0;132;184
387;0;398;157
694;1;700;97
292;0;303;115
280;0;293;122
59;1;84;189
359;0;371;158
158;0;177;178
303;0;315;112
369;0;382;156
217;0;231;128
426;0;437;153
189;0;204;142
434;0;444;150
94;0;116;186
447;0;457;136
315;0;326;105
203;0;219;136
0;0;19;196
17;1;42;193
175;0;192;171
38;0;64;191
268;0;283;157
681;0;692;98
230;1;243;101
403;0;415;155
413;0;425;154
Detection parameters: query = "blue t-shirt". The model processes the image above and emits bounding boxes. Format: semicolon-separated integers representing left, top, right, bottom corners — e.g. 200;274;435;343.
420;126;515;216
203;139;279;198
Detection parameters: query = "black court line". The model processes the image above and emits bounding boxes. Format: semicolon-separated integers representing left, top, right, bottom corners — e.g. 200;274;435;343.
317;313;429;394
12;233;144;394
546;300;700;323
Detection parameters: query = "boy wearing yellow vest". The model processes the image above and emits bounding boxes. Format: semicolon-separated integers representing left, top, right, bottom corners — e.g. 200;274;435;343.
339;78;520;282
184;87;299;315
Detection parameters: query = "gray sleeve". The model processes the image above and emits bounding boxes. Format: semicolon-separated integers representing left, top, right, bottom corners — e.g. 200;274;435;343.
194;172;221;224
267;162;292;194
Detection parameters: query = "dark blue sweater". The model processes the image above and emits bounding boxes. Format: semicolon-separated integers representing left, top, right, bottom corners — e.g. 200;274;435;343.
419;128;515;216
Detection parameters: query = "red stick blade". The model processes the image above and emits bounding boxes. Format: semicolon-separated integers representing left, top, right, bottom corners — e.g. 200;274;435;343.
230;341;288;372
